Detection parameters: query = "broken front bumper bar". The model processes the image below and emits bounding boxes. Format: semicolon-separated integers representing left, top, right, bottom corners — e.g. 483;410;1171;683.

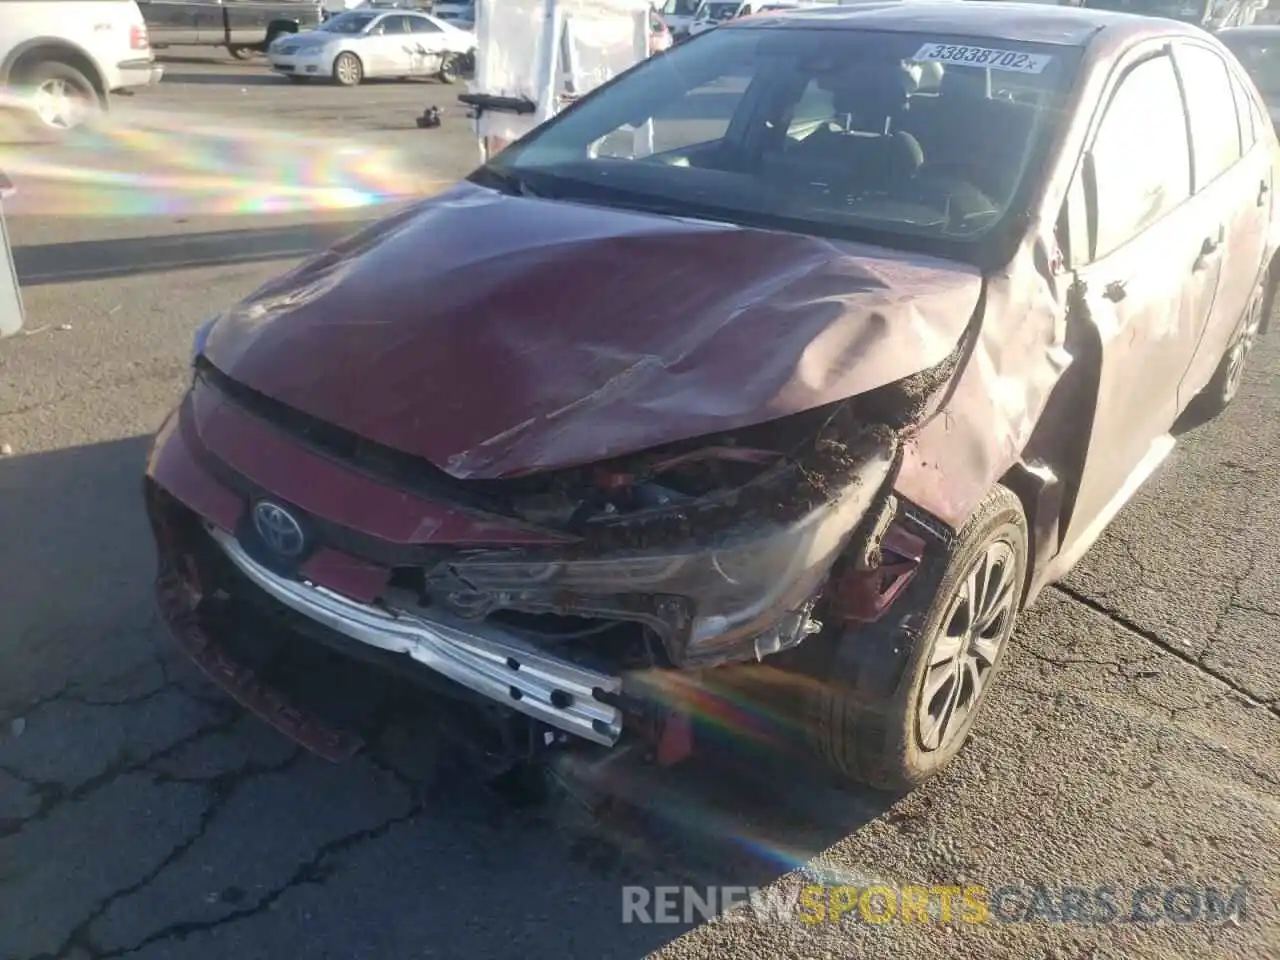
209;527;624;747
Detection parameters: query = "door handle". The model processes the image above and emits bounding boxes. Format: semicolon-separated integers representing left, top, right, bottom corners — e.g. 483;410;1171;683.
1103;279;1127;302
1194;230;1224;271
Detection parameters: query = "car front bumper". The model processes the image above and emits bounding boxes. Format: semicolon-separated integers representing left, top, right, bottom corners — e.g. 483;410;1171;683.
144;375;901;761
268;52;331;78
211;524;624;745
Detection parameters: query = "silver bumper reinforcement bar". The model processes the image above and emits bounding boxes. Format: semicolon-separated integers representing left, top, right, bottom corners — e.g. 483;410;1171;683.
210;527;624;746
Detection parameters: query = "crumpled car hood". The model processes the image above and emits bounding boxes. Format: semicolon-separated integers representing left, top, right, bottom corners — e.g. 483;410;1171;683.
203;182;982;480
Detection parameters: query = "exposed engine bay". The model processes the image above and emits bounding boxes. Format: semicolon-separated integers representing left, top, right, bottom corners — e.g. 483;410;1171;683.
322;350;966;675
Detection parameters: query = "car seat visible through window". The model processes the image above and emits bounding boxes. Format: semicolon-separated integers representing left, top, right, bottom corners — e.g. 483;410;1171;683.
900;64;1040;205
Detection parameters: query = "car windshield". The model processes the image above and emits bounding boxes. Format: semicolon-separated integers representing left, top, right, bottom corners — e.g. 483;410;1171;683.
663;0;701;15
1222;35;1280;101
699;1;743;20
481;27;1082;257
320;11;377;32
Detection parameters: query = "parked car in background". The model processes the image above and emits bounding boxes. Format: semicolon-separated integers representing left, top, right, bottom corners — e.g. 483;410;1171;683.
1221;25;1280;129
147;3;1276;793
137;0;323;60
267;8;474;84
0;0;162;134
431;1;475;28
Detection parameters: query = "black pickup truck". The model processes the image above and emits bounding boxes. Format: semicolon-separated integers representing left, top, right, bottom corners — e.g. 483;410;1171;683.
137;0;324;59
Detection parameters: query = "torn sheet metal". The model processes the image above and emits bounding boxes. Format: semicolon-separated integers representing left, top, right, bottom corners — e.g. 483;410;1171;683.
895;237;1071;529
203;181;982;480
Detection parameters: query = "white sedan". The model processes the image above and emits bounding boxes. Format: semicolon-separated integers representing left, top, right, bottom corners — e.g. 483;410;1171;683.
268;10;475;86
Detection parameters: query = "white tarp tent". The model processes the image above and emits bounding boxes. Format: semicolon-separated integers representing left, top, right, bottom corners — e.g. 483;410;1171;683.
0;173;22;338
464;0;651;161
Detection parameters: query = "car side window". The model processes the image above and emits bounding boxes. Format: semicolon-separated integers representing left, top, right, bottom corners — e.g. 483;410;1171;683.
382;15;411;34
1089;54;1191;259
411;16;443;32
1176;44;1242;189
1231;69;1257;151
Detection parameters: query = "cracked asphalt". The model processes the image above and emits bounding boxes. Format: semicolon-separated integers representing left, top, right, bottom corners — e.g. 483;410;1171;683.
0;56;1277;960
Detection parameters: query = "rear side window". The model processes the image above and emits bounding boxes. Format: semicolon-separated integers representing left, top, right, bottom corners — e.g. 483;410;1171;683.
1230;68;1258;150
1177;44;1242;189
1089;55;1191;258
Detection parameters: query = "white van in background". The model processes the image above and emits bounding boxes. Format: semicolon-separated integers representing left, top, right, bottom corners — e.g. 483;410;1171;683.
657;0;700;39
0;0;163;134
686;0;803;36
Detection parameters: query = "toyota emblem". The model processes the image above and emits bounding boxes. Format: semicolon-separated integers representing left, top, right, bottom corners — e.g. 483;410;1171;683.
252;501;306;558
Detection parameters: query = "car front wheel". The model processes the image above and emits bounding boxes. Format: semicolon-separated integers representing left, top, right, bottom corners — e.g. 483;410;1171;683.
438;53;462;84
332;52;363;87
806;485;1028;791
23;61;101;134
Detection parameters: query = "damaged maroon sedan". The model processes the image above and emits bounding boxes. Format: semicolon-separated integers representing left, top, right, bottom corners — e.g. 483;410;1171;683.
146;3;1277;790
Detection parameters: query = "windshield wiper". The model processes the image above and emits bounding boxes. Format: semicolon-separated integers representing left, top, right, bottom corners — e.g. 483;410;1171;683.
471;165;540;198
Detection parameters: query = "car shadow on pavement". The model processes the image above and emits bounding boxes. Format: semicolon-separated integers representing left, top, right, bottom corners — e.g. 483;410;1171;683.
0;434;896;958
11;219;385;286
0;435;159;711
159;71;290;86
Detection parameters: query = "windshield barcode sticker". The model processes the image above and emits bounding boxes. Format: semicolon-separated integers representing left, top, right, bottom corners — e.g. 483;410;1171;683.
911;43;1052;74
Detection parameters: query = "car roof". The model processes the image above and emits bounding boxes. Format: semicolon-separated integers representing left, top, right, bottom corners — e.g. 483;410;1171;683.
728;0;1210;48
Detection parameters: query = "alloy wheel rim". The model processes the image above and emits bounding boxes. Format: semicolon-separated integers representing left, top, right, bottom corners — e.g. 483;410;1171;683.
33;79;85;130
916;538;1017;753
1224;291;1262;401
338;56;357;84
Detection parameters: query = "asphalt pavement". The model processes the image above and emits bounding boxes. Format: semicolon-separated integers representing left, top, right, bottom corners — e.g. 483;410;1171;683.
0;55;1277;960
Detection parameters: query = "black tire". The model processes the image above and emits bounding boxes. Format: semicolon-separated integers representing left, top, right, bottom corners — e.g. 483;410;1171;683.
332;52;363;87
1186;266;1266;424
229;45;255;61
437;53;461;84
20;60;101;134
806;486;1028;791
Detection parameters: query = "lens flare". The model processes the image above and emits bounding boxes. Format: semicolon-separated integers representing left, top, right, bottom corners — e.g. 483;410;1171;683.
0;98;452;217
543;666;879;879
